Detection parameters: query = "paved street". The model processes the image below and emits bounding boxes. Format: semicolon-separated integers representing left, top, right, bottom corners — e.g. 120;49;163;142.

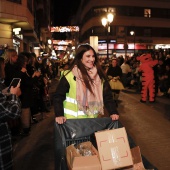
118;89;170;170
12;79;170;170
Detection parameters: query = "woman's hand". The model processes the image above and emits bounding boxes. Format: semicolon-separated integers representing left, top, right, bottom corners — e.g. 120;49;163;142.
110;114;119;121
21;67;27;73
55;116;67;124
2;87;9;94
10;86;21;96
32;71;41;78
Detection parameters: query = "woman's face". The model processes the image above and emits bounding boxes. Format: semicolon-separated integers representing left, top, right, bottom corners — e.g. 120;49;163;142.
112;59;117;67
81;49;95;69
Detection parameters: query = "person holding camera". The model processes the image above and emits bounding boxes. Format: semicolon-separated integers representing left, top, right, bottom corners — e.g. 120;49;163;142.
0;57;21;170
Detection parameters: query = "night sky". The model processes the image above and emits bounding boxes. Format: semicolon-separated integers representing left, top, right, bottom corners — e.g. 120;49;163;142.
53;0;80;26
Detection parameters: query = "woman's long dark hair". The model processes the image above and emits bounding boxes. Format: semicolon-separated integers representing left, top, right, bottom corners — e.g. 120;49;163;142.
5;49;17;64
17;52;28;69
65;44;107;94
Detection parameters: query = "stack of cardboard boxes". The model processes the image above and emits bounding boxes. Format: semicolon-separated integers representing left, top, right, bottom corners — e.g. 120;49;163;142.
66;127;146;170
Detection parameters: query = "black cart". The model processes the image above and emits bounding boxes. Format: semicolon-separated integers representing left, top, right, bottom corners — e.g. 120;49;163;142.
54;117;157;170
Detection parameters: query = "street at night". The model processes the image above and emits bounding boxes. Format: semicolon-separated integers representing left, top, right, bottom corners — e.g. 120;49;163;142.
12;79;170;170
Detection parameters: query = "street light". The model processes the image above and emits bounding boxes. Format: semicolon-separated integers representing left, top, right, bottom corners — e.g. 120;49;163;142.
130;30;135;56
101;13;114;61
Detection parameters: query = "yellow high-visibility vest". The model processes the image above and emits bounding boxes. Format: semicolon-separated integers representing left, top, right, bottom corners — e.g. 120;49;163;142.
63;71;103;119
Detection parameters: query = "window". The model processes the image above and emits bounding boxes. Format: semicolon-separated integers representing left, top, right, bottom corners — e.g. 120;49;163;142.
126;7;134;16
117;26;126;38
94;7;116;15
144;28;151;37
144;9;151;18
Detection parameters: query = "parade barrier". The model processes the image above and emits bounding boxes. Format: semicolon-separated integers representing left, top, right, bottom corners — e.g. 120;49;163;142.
54;118;157;170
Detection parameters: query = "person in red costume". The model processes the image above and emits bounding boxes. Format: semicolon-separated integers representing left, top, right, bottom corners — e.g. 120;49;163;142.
137;53;158;103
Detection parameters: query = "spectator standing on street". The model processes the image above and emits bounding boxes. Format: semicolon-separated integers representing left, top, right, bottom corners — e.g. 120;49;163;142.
0;57;21;170
4;49;21;135
4;49;19;87
120;60;132;87
16;52;41;135
117;55;124;66
107;58;124;105
26;52;46;122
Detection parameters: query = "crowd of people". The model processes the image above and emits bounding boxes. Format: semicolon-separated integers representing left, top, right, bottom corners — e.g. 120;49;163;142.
0;49;60;169
1;49;57;136
100;50;170;103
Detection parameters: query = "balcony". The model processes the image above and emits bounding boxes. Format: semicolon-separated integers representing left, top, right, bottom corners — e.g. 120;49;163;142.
0;0;34;30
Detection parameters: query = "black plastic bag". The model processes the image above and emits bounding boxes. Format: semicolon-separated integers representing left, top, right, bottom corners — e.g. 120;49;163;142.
54;118;119;170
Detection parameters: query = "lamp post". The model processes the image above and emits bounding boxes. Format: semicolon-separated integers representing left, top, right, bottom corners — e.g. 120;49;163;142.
130;30;135;56
101;13;114;61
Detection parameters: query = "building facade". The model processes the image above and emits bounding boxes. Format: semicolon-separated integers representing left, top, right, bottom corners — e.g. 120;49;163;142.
74;0;170;57
0;0;53;56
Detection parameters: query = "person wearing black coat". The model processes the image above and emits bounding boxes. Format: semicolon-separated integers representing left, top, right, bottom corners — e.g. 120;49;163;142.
4;49;22;135
0;57;21;170
17;52;41;135
26;53;46;121
107;58;124;105
4;49;19;87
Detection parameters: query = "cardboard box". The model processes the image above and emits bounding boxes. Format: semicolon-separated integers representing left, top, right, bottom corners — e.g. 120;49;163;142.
66;141;101;170
122;146;146;170
95;127;133;170
131;146;145;170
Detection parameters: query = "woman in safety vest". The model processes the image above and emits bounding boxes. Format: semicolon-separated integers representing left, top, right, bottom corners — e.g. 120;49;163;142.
53;44;119;124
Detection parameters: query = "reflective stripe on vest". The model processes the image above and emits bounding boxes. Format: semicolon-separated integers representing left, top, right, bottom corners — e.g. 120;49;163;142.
64;108;84;116
64;97;98;118
64;108;98;118
65;96;77;104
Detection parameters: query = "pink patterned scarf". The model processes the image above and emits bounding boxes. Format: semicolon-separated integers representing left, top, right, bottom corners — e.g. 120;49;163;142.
72;65;104;116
